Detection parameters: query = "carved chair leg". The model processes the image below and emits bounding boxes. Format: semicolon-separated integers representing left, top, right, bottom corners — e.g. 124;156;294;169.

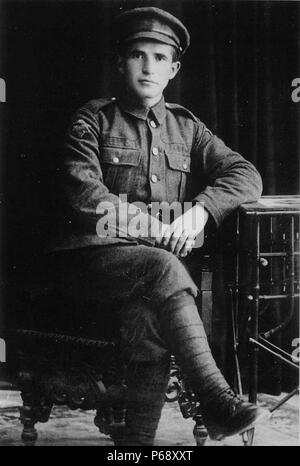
94;379;126;445
193;414;208;446
94;406;113;437
18;369;53;446
18;370;39;446
20;411;38;446
110;404;126;445
94;404;126;445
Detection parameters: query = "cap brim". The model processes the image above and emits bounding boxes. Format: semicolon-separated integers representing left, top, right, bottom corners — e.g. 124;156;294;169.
124;31;181;51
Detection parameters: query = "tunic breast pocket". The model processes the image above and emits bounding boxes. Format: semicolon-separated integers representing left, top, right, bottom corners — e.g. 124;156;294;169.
101;147;142;195
165;151;191;203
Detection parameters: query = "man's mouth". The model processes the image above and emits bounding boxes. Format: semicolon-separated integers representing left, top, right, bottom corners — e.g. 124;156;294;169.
139;79;157;85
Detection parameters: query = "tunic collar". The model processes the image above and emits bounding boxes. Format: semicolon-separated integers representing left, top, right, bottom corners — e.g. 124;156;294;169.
117;92;166;124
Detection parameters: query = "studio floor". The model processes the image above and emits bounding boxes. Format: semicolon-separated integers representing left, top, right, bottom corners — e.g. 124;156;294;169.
0;390;299;446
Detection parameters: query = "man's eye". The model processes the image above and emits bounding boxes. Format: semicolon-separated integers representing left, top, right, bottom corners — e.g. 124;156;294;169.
156;55;167;61
131;52;143;59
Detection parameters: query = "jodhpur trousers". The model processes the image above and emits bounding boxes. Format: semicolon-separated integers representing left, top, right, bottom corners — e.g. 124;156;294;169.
46;243;199;364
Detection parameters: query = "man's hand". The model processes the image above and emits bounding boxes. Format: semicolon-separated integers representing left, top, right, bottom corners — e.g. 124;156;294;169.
155;204;209;257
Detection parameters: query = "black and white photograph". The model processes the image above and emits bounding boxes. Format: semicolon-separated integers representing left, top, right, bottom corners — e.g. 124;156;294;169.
0;0;299;450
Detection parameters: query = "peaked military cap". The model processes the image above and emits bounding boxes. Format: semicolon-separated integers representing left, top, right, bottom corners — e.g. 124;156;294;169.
113;7;190;56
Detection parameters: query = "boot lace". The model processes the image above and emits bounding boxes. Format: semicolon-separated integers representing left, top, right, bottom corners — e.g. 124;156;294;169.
217;388;244;415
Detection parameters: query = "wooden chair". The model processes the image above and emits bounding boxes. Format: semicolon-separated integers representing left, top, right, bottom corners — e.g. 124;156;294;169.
5;260;212;446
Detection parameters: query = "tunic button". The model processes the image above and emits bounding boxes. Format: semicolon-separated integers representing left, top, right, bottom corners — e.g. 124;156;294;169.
150;120;157;128
152;147;159;156
182;163;188;170
151;174;158;183
113;157;119;164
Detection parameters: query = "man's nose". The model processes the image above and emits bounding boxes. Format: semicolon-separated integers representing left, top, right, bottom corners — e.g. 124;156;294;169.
142;57;155;74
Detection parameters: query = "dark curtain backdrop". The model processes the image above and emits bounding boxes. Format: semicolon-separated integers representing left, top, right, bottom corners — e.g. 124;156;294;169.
0;0;299;389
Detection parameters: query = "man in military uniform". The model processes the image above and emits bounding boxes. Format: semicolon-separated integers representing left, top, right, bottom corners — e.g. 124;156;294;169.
48;7;268;445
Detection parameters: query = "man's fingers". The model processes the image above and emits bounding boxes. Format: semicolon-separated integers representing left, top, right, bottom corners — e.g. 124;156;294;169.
179;237;195;257
167;226;184;253
154;223;169;246
174;230;190;256
156;224;173;248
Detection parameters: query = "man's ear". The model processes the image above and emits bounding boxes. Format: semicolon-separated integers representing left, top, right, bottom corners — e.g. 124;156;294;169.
117;56;125;75
169;61;181;80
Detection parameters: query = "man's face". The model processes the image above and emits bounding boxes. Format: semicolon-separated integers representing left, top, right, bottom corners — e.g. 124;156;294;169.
118;40;181;104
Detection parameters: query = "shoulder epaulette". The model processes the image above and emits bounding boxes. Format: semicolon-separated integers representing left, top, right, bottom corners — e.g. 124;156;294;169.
165;102;198;122
83;97;117;115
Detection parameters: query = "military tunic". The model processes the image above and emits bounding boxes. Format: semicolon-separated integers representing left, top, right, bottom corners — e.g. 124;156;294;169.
51;94;262;252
